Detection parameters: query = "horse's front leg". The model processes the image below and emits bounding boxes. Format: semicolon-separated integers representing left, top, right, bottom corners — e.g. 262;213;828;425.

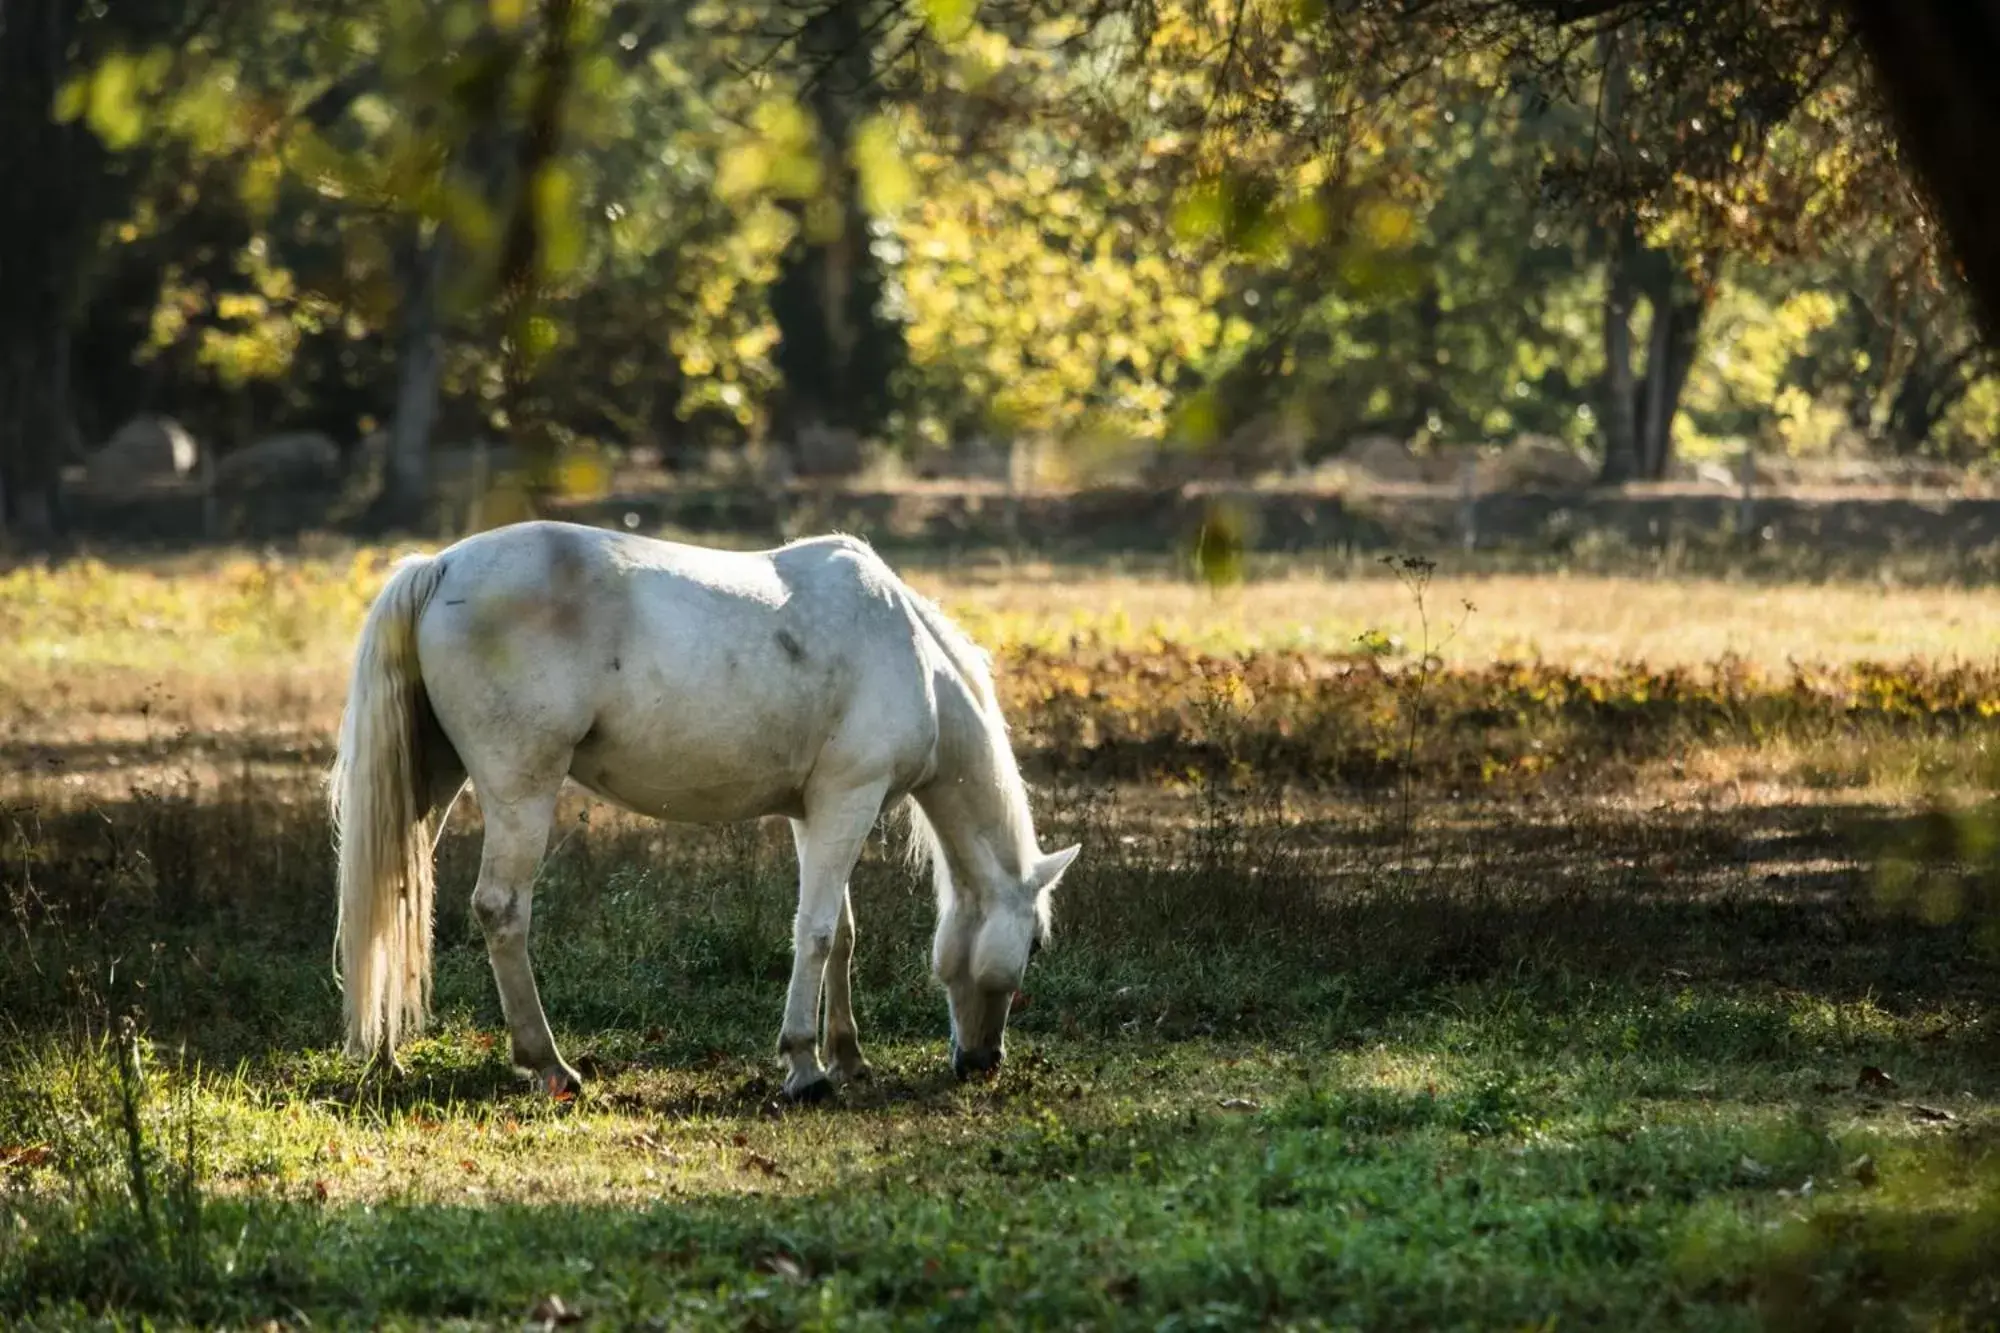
471;789;581;1096
822;888;871;1084
780;787;884;1102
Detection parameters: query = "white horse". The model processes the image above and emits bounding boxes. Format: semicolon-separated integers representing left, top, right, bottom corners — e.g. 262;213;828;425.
330;520;1078;1101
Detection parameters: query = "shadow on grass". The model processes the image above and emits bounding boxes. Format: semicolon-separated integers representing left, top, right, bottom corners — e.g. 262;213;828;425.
4;775;1997;1050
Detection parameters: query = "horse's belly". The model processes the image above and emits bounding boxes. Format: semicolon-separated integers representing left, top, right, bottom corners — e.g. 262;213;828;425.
567;734;807;823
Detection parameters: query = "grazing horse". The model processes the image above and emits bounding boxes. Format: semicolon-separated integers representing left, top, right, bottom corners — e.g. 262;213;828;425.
331;520;1079;1101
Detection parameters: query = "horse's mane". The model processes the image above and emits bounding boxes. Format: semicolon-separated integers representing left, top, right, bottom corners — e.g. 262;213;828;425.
896;582;1037;914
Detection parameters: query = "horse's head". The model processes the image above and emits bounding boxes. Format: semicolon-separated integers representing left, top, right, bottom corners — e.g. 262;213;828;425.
933;842;1080;1079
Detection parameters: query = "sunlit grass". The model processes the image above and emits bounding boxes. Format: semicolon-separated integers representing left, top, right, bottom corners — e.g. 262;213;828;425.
9;542;2000;685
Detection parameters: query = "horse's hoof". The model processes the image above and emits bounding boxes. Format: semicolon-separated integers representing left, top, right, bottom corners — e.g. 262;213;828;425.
783;1075;835;1105
539;1065;584;1099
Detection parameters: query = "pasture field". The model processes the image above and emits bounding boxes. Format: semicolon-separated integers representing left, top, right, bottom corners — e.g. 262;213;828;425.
2;541;1999;1330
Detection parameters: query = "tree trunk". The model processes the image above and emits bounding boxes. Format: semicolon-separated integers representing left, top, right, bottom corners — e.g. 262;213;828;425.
1633;265;1706;481
1594;32;1640;486
1846;2;2000;342
0;324;71;542
1407;279;1443;440
0;0;86;545
1598;216;1641;485
1885;348;1983;452
768;0;899;457
384;223;446;525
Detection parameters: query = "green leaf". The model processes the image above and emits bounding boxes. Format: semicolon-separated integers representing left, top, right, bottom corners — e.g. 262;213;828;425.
52;76;89;124
533;164;584;278
1171;181;1229;244
1191;501;1248;590
919;0;978;41
85;54;147;151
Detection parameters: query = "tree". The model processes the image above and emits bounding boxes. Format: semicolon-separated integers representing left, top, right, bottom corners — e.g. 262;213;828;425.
1844;1;2000;342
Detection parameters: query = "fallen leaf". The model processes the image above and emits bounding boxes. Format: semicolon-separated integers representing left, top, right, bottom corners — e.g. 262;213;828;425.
459;1159;478;1173
1737;1154;1770;1183
1905;1103;1957;1123
743;1152;786;1177
0;1145;52;1170
731;1132;750;1148
1856;1066;1897;1092
1009;990;1032;1014
1216;1097;1262;1113
1849;1154;1879;1187
528;1293;584;1327
312;1179;329;1202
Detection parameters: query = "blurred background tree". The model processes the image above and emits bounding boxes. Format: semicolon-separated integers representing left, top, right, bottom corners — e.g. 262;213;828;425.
2;0;1996;541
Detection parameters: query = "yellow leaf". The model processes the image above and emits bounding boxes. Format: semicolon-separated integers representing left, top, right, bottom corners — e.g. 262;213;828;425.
717;144;772;201
489;0;526;30
1357;199;1415;251
853;116;915;215
919;0;977;40
556;449;610;499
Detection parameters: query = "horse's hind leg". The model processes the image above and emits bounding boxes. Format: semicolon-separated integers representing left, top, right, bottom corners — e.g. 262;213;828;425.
822;888;871;1084
780;784;887;1102
470;785;580;1095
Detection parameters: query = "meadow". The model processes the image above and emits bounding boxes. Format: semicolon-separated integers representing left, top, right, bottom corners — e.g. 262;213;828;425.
2;536;1997;1330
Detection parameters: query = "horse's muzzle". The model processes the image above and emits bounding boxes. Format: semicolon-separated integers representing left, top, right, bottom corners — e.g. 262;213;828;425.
951;1040;1002;1080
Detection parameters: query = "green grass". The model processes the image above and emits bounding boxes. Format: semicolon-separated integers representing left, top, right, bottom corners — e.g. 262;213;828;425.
2;766;1997;1330
8;1026;1991;1332
6;542;2000;1328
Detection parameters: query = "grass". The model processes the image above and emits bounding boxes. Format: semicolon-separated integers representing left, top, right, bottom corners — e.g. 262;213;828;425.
10;542;2000;680
3;539;1999;1328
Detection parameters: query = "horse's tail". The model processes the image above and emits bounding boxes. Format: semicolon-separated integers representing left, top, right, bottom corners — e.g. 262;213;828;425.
331;552;448;1062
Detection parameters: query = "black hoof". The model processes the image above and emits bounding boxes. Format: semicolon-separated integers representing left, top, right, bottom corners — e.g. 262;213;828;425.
783;1076;835;1105
951;1042;1002;1081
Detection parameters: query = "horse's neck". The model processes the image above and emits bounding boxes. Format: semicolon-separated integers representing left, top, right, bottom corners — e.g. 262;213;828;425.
918;711;1034;904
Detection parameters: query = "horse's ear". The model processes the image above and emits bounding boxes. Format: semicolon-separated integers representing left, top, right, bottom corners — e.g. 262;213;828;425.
1029;844;1081;894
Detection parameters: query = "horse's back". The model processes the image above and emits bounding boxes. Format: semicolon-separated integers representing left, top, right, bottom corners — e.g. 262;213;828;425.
413;522;940;821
